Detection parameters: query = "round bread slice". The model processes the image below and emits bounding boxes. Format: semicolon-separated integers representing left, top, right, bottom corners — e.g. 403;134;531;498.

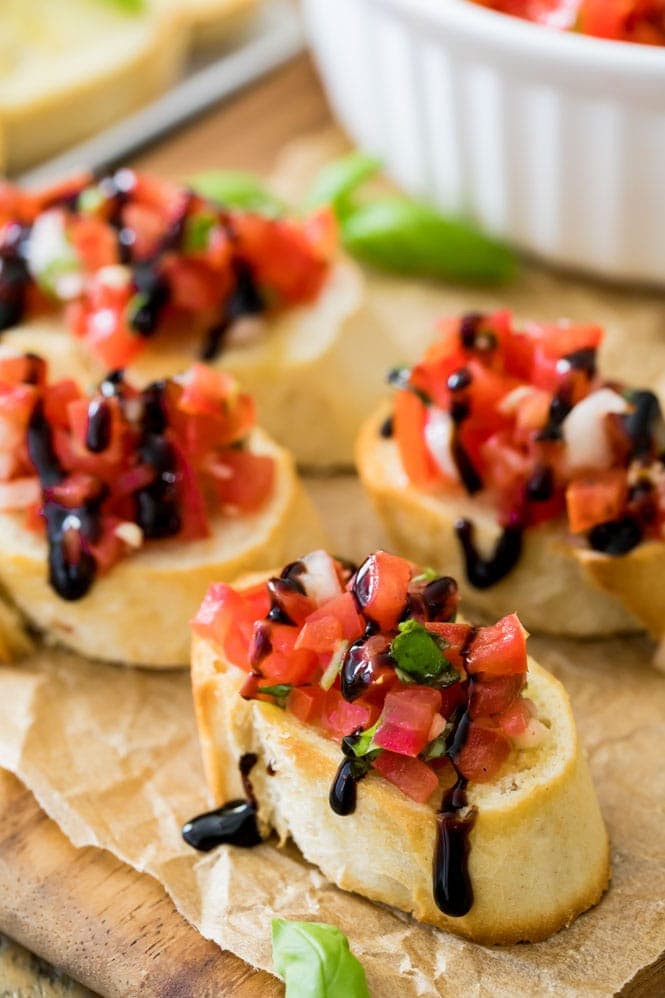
174;0;258;47
0;0;186;174
356;404;650;637
191;623;610;945
0;430;326;668
3;261;389;469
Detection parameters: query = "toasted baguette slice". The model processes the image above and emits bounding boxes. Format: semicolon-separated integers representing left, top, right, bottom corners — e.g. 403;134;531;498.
174;0;258;47
0;1;186;174
0;430;326;667
357;404;648;637
191;624;610;945
4;262;388;469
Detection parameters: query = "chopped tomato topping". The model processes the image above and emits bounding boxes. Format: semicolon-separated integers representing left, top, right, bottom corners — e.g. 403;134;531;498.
465;614;528;677
372;751;439;804
566;469;628;534
352;550;412;631
374;688;443;757
454;722;511;783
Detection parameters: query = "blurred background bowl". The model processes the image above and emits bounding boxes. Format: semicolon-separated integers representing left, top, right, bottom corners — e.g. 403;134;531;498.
303;0;665;286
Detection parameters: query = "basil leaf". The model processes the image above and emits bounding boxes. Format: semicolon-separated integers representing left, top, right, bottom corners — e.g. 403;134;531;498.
391;619;459;686
272;919;370;998
342;720;380;759
422;725;454;761
341;197;517;285
305;152;381;219
411;567;439;584
188;170;284;217
184;213;216;253
258;684;292;707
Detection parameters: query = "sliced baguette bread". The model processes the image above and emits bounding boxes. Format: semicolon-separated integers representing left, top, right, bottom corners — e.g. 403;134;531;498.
357;404;647;637
0;429;326;667
191;613;610;944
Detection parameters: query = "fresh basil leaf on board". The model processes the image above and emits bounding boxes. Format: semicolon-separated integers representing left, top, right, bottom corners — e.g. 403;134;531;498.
188;170;285;217
341;196;517;285
304;152;381;218
272;919;370;998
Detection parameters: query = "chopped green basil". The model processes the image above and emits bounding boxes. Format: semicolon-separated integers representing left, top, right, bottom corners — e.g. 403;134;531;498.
183;213;217;253
342;720;380;759
188;170;284;217
305;152;381;219
422;725;454;761
258;684;292;708
411;567;439;584
391;619;459;686
272;919;370;998
341;196;517;285
77;185;106;216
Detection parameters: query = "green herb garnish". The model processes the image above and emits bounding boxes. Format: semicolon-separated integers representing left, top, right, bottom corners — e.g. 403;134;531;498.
183;213;216;253
390;619;459;687
422;725;454;761
272;919;370;998
99;0;146;13
342;720;380;759
411;567;439;584
188;170;284;217
258;684;292;708
304;151;381;219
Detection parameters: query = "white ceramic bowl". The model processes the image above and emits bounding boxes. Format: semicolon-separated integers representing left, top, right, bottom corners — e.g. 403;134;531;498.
303;0;665;285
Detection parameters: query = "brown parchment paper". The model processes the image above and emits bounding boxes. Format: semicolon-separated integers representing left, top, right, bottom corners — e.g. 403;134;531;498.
0;476;662;997
0;132;665;995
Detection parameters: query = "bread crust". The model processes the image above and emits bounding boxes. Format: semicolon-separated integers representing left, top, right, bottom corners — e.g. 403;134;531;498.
191;627;610;945
0;431;326;667
356;403;651;637
3;262;387;469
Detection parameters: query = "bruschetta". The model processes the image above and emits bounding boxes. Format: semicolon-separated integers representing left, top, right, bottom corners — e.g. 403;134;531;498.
0;354;325;666
187;549;610;945
357;311;665;644
0;171;385;468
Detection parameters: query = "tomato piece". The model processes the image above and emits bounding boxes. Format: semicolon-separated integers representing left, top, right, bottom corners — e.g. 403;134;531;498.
566;469;628;534
68;216;118;272
304;592;365;643
454;722;511;782
296;614;343;654
191;582;252;668
423;621;472;671
178;364;237;417
321;690;376;738
465;614;528;677
164;257;227;312
209;450;275;513
372;751;439;803
529;322;603;391
374;687;443;757
261;647;318;686
394;390;441;490
496;698;534;737
469;673;525;719
287;686;326;725
352;550;412;631
267;579;315;628
79;271;144;369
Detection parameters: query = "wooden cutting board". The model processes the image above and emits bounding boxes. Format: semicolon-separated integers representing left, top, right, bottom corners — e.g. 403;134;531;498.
0;52;327;997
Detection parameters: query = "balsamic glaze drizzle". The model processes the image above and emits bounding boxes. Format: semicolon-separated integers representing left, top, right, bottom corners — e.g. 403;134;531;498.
134;382;181;539
454;518;524;589
85;398;112;453
0;225;30;332
433;777;476;918
200;258;265;361
182;753;262;850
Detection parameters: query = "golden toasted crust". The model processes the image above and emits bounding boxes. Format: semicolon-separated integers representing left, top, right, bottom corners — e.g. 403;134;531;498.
356;403;646;637
0;431;326;667
191;584;610;945
3;262;388;469
178;0;259;46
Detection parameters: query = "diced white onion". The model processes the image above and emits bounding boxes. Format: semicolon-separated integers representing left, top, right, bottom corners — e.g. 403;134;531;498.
114;521;143;549
423;407;458;481
96;264;131;289
562;388;629;473
24;210;81;298
299;549;343;605
512;717;549;750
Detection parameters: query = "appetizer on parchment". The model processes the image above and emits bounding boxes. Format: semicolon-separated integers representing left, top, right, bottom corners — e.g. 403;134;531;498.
187;550;609;944
358;312;665;648
0;354;324;666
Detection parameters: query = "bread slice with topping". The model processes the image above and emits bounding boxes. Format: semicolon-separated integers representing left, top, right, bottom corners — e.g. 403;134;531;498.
188;552;610;944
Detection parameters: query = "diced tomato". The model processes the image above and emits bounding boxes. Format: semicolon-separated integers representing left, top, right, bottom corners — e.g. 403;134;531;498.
423;621;472;671
238;581;271;621
496;698;534;737
208;450;275;512
170;438;210;541
296;614;343;654
267;579;315;628
394;390;441;490
45;471;100;509
0;355;46;388
352;550;412;631
321;689;376;738
79;272;144;369
372;751;439;804
287;685;326;725
469;673;525;719
528;322;603;391
374;687;442;757
464;614;528;677
438;681;468;719
69;216;118;272
178;364;238;418
566;469;628;534
164;257;227;312
260;647;318;686
191;582;252;667
304;592;365;643
454;722;511;782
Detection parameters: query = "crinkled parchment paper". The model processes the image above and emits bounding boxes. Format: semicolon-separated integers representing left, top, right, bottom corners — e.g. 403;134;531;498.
0;476;662;997
1;133;665;995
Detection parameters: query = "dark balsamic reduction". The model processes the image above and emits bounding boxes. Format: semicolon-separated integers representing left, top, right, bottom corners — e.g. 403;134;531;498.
588;516;642;555
249;621;273;668
130;262;171;337
340;638;375;702
27;400;100;601
623;390;661;460
0;225;31;331
558;347;597;377
200;258;265;361
182;753;262;851
379;415;394;438
537;384;573;442
134;382;181;539
526;465;554;503
329;757;364;815
182;801;262;851
454;518;523;589
433;777;476;917
85;398;112;453
449;378;483;494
